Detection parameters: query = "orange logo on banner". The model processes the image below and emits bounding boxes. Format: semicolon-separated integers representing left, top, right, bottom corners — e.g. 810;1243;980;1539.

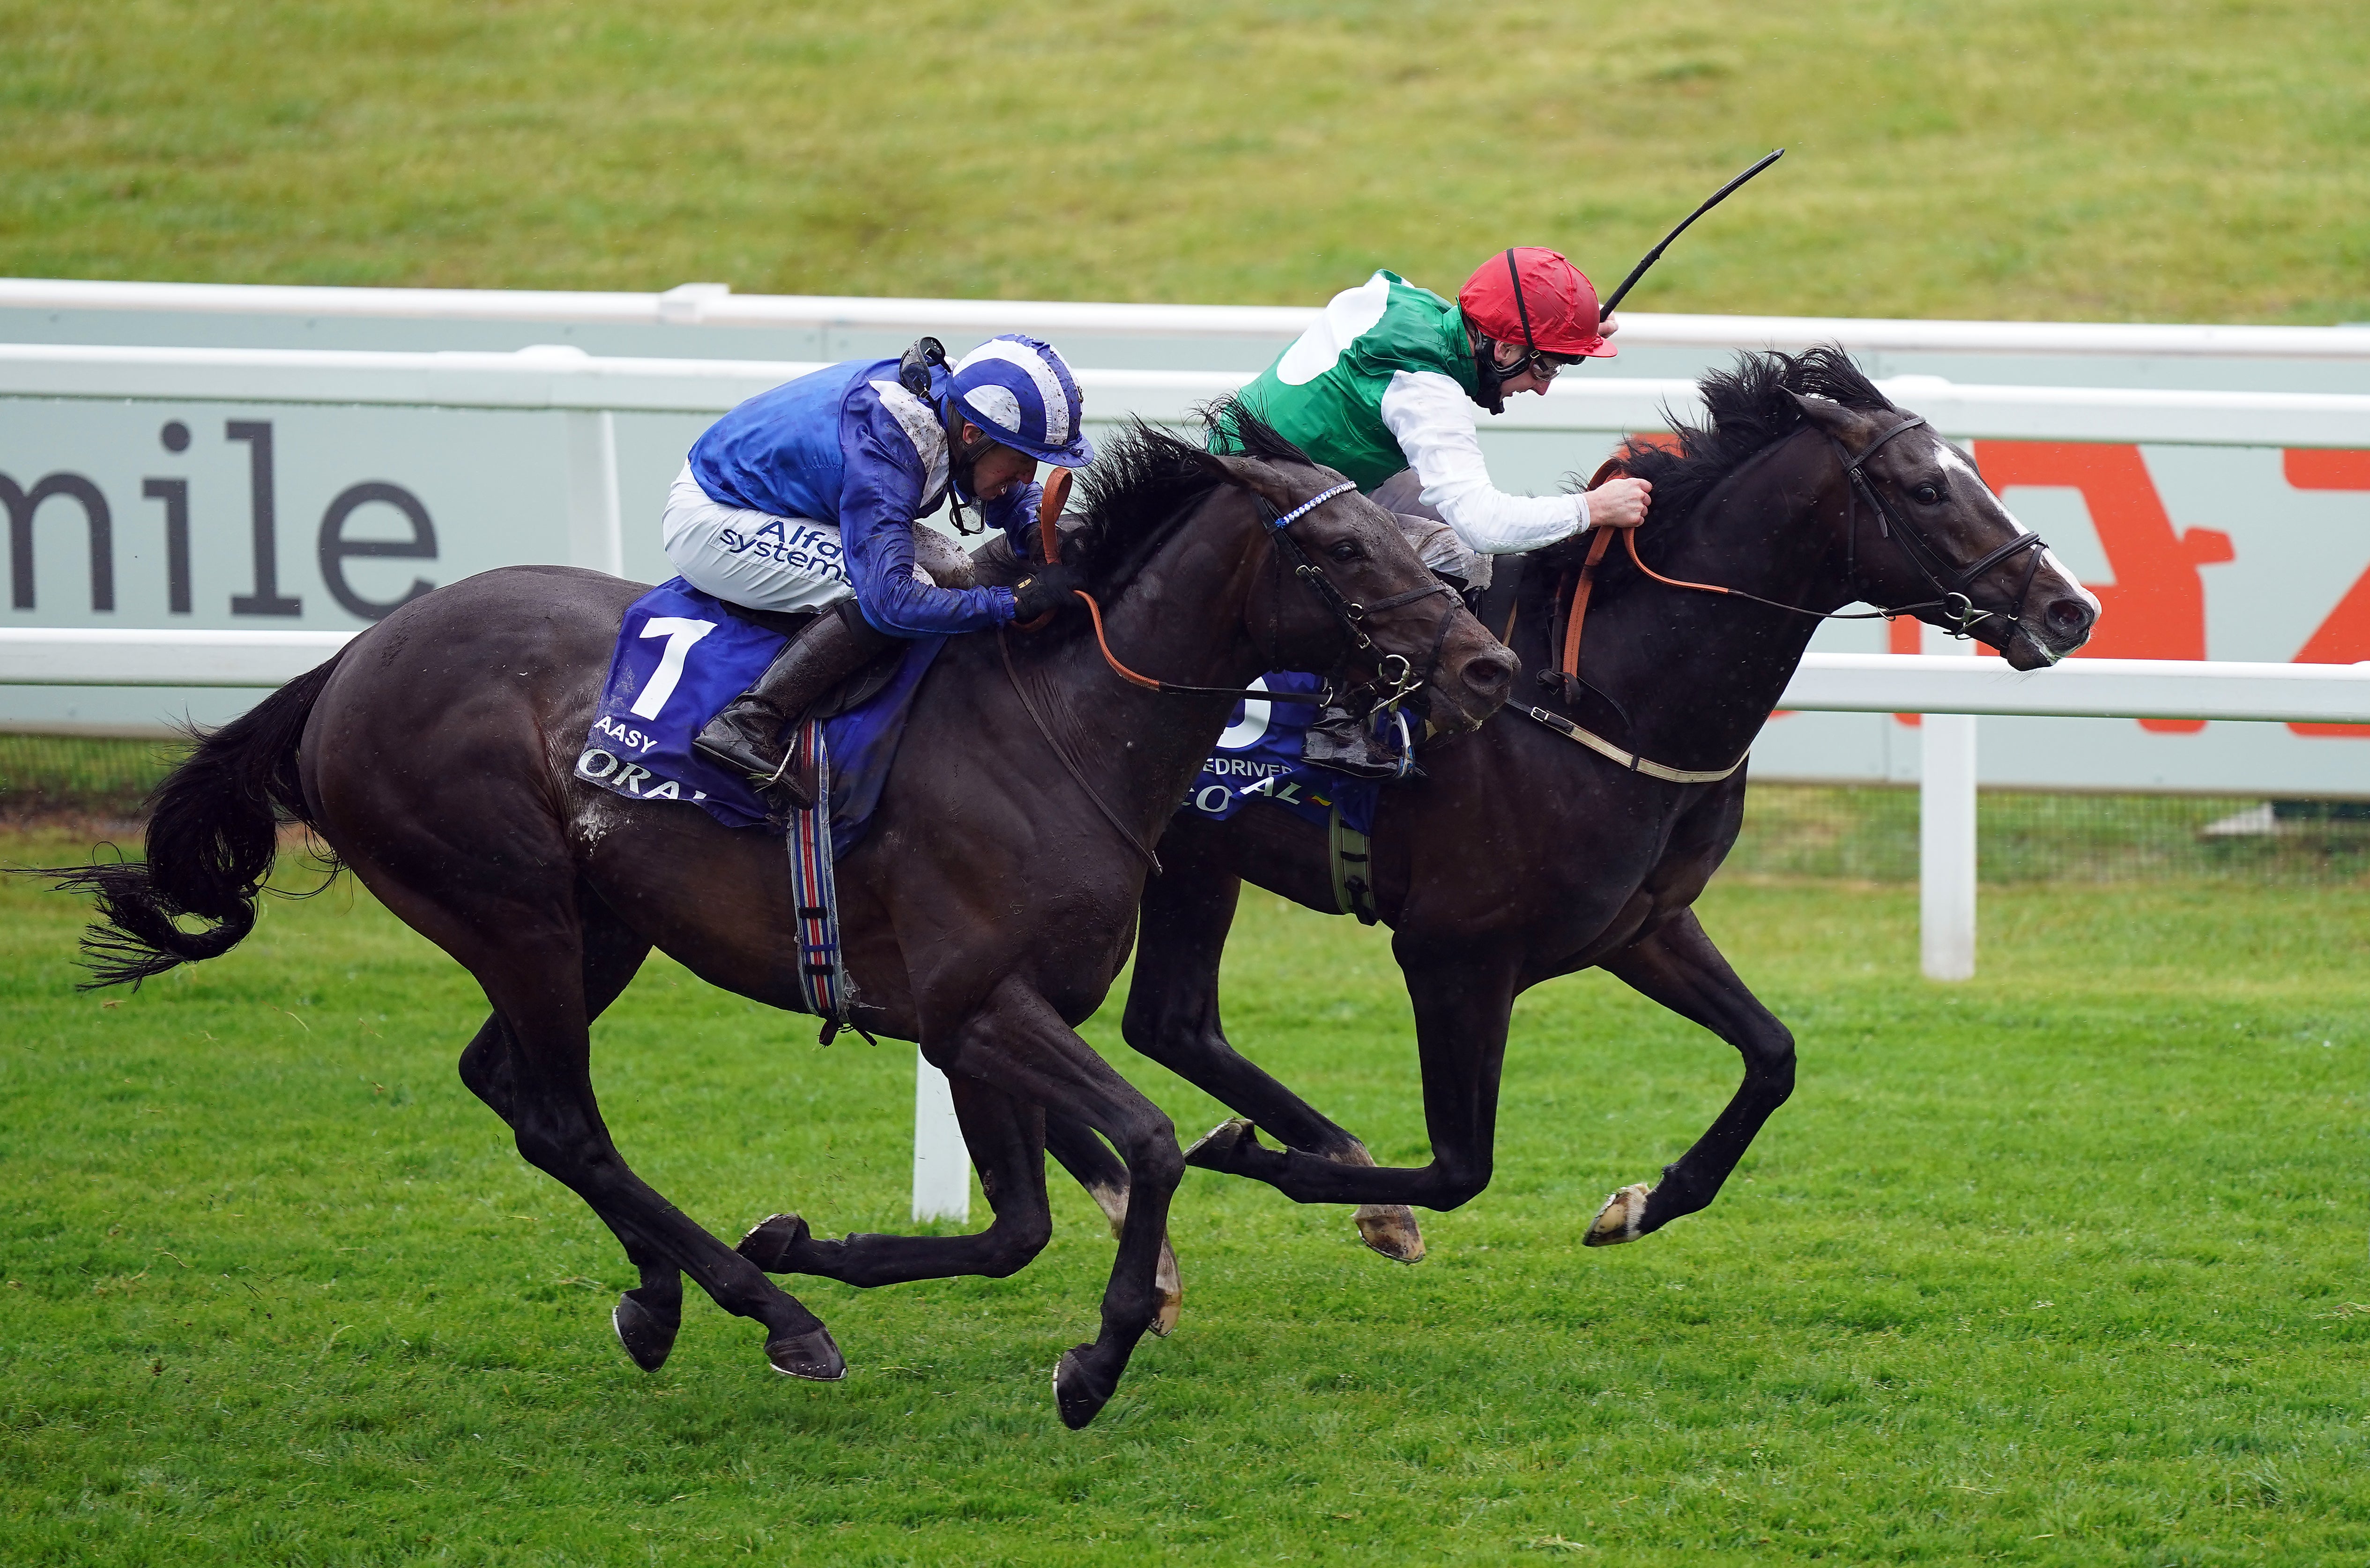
1972;443;2234;733
2281;449;2370;738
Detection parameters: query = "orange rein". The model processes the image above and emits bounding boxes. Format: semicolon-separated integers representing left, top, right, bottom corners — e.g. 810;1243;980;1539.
1005;465;1162;689
1557;456;1739;691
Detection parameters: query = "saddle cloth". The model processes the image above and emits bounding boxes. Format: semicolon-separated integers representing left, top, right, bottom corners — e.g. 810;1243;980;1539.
1181;670;1381;836
574;577;944;851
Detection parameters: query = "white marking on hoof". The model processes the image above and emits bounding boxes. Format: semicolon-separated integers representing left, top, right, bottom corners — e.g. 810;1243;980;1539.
1586;1182;1654;1247
1151;1235;1182;1337
1183;1116;1252;1164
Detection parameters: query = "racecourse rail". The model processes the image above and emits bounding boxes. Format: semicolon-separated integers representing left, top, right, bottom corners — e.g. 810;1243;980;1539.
11;276;2370;362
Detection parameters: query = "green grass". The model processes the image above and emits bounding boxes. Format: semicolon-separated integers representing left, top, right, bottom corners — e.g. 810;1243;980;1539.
1731;785;2370;886
3;0;2366;323
0;735;179;822
2;830;2365;1564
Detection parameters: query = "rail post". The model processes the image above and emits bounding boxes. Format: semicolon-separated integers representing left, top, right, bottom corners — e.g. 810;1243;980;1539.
564;408;623;575
1920;712;1978;980
912;1050;970;1222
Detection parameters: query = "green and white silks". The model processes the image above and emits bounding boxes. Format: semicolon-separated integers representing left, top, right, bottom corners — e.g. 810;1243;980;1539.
1226;270;1591;558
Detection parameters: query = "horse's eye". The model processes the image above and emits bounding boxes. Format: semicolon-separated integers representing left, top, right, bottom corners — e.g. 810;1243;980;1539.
1913;483;1943;505
1327;540;1364;562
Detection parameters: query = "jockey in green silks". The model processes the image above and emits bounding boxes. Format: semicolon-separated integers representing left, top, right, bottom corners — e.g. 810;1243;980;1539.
1218;247;1653;773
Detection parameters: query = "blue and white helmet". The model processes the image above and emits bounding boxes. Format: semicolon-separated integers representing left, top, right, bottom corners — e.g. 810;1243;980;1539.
945;334;1095;469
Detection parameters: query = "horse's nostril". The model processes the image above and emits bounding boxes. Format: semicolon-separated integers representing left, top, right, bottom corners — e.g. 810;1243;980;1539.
1463;653;1516;695
2044;597;2095;636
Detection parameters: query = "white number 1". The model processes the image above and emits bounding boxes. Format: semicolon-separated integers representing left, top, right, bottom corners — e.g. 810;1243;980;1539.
631;616;717;719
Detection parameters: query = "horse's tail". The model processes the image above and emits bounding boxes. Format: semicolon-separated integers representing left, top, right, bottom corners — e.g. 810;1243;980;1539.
37;655;344;989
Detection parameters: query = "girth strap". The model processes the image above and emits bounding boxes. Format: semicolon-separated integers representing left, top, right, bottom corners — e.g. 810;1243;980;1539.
1328;805;1378;925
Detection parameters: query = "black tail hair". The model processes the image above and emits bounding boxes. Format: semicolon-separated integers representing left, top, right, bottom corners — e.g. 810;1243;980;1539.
30;655;342;988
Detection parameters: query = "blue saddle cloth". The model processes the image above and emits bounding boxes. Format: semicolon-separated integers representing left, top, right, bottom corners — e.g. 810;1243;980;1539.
1181;670;1380;835
573;577;944;852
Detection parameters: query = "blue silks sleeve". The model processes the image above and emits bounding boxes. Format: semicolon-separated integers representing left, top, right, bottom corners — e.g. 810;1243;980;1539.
837;407;1020;637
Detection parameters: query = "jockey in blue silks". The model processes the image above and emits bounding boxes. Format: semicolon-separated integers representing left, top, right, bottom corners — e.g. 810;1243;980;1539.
665;333;1096;791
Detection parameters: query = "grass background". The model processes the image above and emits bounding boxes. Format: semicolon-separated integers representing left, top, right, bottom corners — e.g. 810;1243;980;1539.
3;830;2365;1565
3;0;2367;323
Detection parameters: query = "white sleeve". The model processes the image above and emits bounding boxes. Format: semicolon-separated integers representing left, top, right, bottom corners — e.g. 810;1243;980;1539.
1377;370;1590;554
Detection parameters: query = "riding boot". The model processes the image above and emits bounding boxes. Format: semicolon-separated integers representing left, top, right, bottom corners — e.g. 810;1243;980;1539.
1301;703;1411;780
693;601;899;806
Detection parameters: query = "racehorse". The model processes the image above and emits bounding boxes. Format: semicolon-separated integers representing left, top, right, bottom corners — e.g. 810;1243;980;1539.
38;415;1518;1429
1070;349;2097;1263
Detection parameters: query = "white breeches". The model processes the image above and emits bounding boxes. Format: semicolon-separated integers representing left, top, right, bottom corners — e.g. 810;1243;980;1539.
660;463;856;614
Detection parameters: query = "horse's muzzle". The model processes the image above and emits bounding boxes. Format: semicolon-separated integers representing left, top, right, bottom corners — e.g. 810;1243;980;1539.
2003;593;2098;670
1429;643;1519;731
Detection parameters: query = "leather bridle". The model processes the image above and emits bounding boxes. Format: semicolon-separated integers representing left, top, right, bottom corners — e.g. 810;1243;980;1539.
1822;415;2050;639
1025;474;1462;709
1533;414;2058;780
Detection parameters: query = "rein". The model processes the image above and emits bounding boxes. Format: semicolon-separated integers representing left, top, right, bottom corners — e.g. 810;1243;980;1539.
1535;418;2053;783
1025;476;1458;705
996;627;1164;873
1556;420;2054;687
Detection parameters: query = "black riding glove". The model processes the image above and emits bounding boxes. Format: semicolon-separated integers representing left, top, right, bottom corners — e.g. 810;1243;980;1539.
1011;562;1085;621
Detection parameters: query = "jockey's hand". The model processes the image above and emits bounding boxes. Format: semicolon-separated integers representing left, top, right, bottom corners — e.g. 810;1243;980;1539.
1599;310;1620;338
1012;562;1085;620
1586;475;1651;531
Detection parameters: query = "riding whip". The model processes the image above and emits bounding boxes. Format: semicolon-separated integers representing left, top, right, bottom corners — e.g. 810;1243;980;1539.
1596;147;1784;319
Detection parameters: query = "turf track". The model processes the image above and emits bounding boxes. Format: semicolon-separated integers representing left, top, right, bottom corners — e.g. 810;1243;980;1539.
3;830;2363;1564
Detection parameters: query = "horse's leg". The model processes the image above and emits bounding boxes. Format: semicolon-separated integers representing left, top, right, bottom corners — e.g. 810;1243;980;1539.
1184;945;1520;1216
1122;828;1425;1262
1044;1113;1182;1335
945;975;1183;1429
737;1078;1054;1286
457;886;685;1366
364;852;845;1381
1586;908;1796;1245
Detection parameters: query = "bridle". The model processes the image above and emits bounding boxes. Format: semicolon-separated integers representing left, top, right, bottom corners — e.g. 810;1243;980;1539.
1820;415;2049;640
998;468;1463;872
1019;473;1462;709
1582;414;2052;642
1534;413;2055;780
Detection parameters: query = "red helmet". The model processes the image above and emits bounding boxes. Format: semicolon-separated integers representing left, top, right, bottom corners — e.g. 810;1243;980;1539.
1457;247;1616;360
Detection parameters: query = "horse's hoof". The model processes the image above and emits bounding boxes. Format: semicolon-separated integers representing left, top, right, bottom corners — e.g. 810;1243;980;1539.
736;1213;810;1272
1586;1182;1655;1247
1354;1203;1427;1264
1182;1117;1255;1172
1052;1345;1116;1429
765;1325;846;1382
612;1292;679;1372
1150;1235;1183;1339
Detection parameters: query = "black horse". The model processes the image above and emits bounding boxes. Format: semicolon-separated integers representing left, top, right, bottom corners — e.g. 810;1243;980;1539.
1073;349;2098;1262
39;417;1517;1428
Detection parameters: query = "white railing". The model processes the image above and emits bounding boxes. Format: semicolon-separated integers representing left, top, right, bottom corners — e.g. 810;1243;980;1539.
8;343;2370;451
11;276;2370;362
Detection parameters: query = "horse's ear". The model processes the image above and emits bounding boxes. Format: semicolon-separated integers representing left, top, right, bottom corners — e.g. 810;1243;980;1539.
1783;388;1868;440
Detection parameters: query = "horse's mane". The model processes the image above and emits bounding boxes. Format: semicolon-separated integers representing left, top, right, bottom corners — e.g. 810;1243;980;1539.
1613;346;1897;534
1066;401;1313;590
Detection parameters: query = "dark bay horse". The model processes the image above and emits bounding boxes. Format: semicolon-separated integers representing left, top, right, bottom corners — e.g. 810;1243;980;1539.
1083;349;2097;1263
43;418;1516;1428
